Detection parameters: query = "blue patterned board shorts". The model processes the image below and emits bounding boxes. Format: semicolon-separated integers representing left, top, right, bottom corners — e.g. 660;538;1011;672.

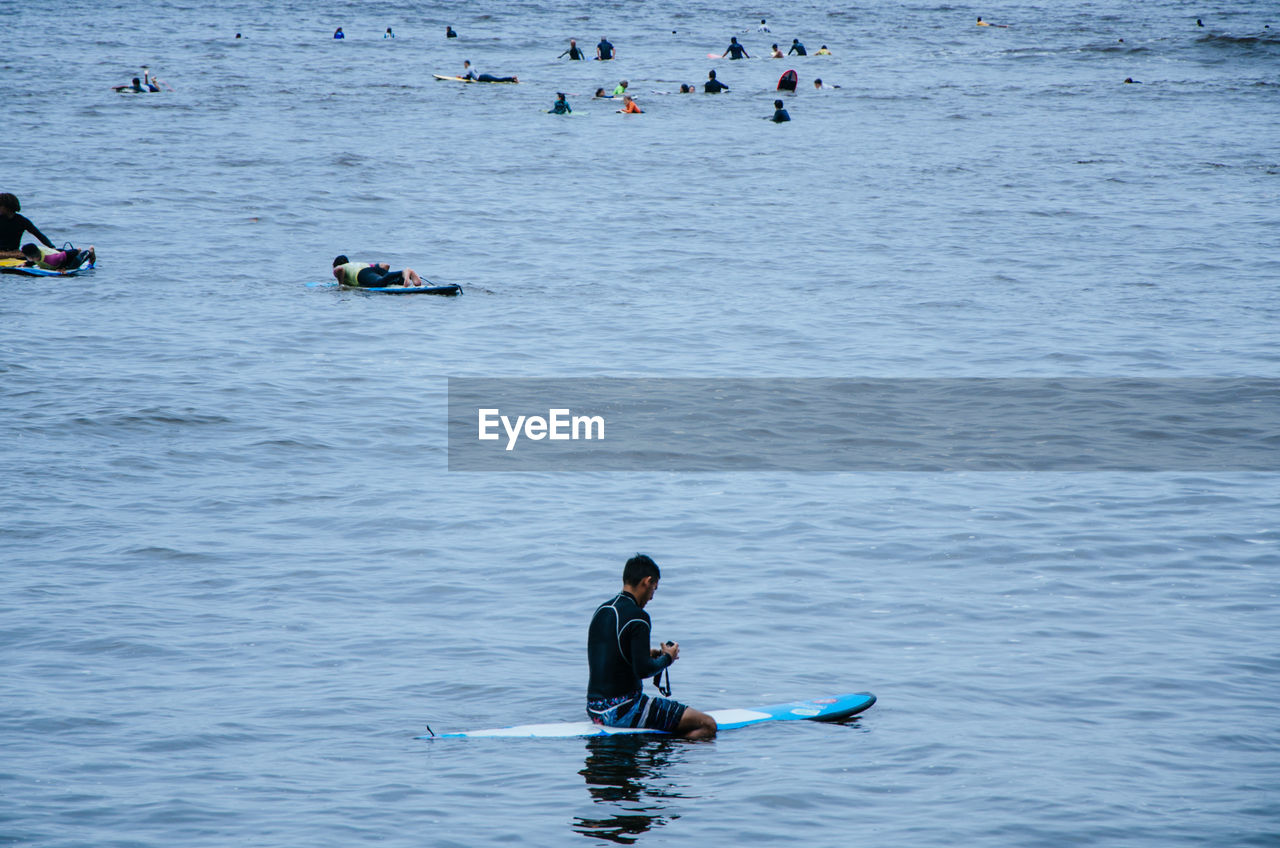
587;690;687;733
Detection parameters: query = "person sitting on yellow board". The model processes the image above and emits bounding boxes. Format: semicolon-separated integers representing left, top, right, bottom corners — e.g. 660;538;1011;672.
0;193;54;260
617;94;642;113
815;45;831;55
331;256;424;288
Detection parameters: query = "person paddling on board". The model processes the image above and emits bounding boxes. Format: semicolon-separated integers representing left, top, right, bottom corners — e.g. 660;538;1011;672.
788;38;807;56
0;193;55;260
331;256;424;288
722;36;749;59
587;555;716;740
20;243;95;271
559;38;586;59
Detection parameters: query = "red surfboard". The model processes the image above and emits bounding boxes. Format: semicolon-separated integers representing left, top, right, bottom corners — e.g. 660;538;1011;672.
777;69;798;91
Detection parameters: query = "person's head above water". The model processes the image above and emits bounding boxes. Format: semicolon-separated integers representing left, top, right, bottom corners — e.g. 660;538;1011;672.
0;193;20;215
774;99;784;109
814;78;823;87
708;69;717;79
332;255;349;267
730;37;738;44
623;554;661;606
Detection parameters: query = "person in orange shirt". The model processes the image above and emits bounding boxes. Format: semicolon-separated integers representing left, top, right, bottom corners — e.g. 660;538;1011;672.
618;95;642;113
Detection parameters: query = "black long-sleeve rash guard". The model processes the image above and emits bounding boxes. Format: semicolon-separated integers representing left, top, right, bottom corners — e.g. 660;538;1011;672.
587;591;673;700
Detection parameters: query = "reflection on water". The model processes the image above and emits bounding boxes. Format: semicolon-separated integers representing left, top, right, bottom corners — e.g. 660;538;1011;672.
573;735;693;844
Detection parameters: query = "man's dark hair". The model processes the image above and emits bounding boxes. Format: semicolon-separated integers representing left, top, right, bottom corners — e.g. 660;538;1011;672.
0;193;19;213
623;554;660;586
333;255;349;267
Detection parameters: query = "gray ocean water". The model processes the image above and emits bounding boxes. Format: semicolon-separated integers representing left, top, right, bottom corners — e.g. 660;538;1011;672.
3;0;1279;845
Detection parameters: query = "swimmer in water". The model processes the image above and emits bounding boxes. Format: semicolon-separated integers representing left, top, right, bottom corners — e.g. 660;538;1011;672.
976;17;1009;27
816;45;831;55
704;69;729;93
723;36;749;59
334;27;344;39
594;88;613;98
385;27;394;38
770;44;784;58
679;83;694;93
757;19;770;33
813;78;839;89
559;38;586;60
446;26;457;38
770;99;791;123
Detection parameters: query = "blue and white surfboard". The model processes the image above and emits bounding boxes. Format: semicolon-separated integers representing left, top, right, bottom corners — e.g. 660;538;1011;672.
306;280;462;296
419;692;875;739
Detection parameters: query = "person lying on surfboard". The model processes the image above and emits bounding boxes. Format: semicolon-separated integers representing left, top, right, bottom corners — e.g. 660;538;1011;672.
20;243;95;271
587;555;717;740
331;255;424;288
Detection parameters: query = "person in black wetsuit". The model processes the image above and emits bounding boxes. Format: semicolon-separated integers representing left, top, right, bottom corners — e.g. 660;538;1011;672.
770;99;791;122
596;37;615;60
722;36;749;59
559;38;586;59
704;70;729;93
789;38;807;56
587;554;717;740
0;193;54;259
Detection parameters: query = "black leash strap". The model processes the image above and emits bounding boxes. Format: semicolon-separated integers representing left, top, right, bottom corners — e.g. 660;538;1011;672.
653;665;671;697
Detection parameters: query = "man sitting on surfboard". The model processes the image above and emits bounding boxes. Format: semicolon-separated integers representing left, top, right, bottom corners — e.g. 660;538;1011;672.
587;555;717;740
